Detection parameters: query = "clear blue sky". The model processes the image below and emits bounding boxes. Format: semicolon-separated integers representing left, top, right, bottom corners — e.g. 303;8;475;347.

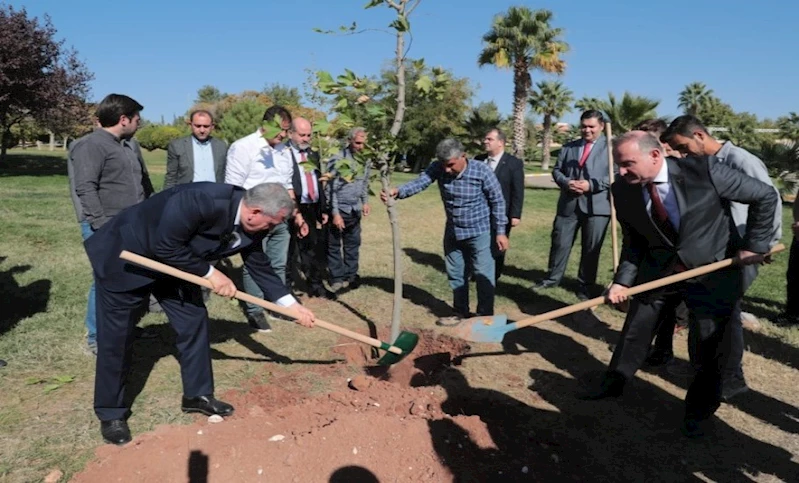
16;0;799;125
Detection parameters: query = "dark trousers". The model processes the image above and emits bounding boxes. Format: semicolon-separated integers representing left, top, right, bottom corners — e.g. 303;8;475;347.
290;204;327;291
545;211;609;288
786;238;799;315
94;280;212;421
609;268;741;420
327;210;362;284
491;225;511;282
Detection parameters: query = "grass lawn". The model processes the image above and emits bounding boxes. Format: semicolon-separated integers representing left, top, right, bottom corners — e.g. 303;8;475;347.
0;147;797;481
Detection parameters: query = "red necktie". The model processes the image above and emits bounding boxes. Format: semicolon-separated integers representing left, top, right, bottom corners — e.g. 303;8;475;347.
300;151;316;202
578;141;593;167
647;182;677;242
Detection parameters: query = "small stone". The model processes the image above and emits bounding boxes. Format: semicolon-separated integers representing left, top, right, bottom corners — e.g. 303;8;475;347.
352;447;358;455
44;469;63;483
197;430;203;435
348;375;373;391
269;434;286;442
208;415;223;423
522;466;529;474
257;468;263;475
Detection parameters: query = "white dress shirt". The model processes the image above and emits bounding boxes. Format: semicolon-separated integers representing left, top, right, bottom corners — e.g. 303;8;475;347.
224;130;294;190
487;150;503;171
642;159;681;231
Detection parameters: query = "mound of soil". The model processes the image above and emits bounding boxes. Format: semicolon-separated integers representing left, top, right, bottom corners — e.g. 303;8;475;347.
73;330;541;482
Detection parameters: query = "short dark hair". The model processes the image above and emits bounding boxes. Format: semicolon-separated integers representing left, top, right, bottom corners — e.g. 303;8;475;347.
634;118;668;137
580;110;605;124
487;128;506;143
662;115;709;143
189;109;214;124
95;94;143;128
262;105;292;123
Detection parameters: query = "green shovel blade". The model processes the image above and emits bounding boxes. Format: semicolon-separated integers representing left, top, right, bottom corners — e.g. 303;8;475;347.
376;331;419;366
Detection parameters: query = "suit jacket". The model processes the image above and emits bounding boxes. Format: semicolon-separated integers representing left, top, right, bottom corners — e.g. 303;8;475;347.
84;182;288;301
552;136;612;216
475;152;525;220
612;156;778;291
288;147;326;218
163;136;228;190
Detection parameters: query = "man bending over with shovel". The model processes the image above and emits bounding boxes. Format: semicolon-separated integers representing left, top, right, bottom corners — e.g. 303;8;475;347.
84;182;316;446
381;138;508;324
578;131;777;438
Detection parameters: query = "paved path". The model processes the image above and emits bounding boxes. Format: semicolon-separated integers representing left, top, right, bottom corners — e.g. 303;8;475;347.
525;173;558;189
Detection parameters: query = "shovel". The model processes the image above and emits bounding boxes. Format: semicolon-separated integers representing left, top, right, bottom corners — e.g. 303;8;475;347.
450;244;785;344
119;250;418;366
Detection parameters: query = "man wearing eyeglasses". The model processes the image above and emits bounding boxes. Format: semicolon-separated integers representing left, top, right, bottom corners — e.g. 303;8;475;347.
225;105;296;332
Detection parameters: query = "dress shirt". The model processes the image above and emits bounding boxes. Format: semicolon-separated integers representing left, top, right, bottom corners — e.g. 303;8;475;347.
289;144;319;204
642;160;680;231
398;159;507;240
487;150;503;171
203;200;297;307
191;136;216;183
224;130;294;190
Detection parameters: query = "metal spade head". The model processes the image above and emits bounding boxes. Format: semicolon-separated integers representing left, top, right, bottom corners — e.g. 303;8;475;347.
376;331;419;366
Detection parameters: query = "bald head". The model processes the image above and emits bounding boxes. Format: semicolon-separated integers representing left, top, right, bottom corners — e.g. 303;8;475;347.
612;130;666;185
290;117;312;150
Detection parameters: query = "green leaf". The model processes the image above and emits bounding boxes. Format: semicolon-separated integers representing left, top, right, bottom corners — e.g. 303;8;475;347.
261;114;284;141
335;98;348;110
415;75;433;94
25;377;45;385
364;0;384;8
389;15;410;32
312;27;324;33
365;103;386;120
412;58;426;71
53;375;75;384
313;118;330;134
43;384;61;393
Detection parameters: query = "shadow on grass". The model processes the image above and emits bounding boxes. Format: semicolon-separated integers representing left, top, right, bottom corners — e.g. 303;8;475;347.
421;327;799;481
124;318;339;409
359;275;453;318
0;256;51;337
0;153;67;176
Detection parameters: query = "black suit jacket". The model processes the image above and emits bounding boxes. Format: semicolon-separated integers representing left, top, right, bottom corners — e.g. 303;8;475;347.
163;136;228;190
612;156;778;289
475;152;525;220
288;147;325;217
84;182;288;301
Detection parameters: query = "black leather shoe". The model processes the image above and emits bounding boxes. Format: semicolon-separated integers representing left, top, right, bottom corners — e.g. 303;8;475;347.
181;395;234;417
533;280;558;290
645;349;674;367
577;372;625;400
681;418;705;438
247;313;272;333
308;285;337;300
101;419;132;445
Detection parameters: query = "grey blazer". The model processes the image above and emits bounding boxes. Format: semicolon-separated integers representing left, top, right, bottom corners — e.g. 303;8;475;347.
612;156;778;292
552;136;612;216
163;136;228;190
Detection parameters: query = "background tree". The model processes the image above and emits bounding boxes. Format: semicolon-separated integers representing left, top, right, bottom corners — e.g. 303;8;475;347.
529;80;573;169
777;112;799;141
135;124;187;151
0;5;93;162
262;83;302;108
462;101;503;153
678;82;713;116
574;96;602;112
215;99;266;143
597;92;659;133
195;85;224;104
478;6;568;160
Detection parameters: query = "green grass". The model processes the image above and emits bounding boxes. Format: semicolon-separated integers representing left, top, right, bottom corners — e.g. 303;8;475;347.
0;148;797;481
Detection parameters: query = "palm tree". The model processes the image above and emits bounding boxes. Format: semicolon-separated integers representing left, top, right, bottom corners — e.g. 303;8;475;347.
478;7;568;160
529;80;573;169
598;92;659;133
758;140;799;198
463;102;503;153
574;96;602;112
678;82;713;116
777;112;799;141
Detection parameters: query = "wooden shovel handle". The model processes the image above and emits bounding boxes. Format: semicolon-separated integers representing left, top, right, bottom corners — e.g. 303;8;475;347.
513;243;786;331
119;250;403;354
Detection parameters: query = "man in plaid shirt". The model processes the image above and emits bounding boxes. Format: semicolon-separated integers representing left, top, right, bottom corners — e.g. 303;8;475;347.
382;138;509;322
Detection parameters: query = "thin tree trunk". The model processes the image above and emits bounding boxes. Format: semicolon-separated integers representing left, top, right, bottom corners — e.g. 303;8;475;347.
48;131;55;151
541;115;552;170
512;64;528;160
386;2;407;344
62;135;69;150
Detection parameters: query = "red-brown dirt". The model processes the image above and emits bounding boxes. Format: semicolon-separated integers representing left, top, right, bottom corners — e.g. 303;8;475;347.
72;330;539;482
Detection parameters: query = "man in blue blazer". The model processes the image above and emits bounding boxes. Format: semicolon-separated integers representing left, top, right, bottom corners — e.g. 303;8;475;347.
84;182;316;446
535;110;611;300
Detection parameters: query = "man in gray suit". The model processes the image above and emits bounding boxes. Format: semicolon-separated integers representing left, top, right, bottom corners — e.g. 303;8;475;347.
163;110;228;190
581;131;778;438
662;115;782;400
535;110;611;300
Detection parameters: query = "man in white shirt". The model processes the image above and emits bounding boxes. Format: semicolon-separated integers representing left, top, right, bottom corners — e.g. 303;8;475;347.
225;105;299;332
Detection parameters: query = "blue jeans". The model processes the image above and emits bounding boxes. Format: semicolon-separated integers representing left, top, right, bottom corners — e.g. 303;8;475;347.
327;210;362;284
444;229;495;316
80;221;97;344
242;221;290;318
